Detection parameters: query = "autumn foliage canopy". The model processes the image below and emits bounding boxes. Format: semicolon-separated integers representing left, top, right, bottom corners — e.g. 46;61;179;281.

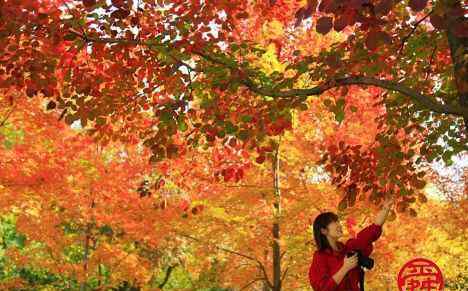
0;0;467;290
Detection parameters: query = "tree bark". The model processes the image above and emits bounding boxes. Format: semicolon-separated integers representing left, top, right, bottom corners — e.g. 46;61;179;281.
272;138;282;291
80;224;91;291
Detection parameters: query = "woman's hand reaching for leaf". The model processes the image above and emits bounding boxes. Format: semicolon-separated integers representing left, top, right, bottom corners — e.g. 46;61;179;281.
375;195;395;226
382;195;395;210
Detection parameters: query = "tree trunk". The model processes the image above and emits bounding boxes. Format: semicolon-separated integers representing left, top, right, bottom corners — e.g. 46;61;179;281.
80;224;90;291
80;199;95;291
272;139;282;291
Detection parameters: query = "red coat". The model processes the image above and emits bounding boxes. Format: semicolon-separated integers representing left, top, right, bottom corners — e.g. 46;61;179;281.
308;223;382;291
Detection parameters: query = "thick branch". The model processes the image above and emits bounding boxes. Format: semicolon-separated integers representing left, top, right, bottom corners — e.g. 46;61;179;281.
242;76;465;117
190;48;466;118
70;32;467;119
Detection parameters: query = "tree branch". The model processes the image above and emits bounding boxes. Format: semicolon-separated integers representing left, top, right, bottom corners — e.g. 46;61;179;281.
240;75;465;117
279;250;287;263
69;32;467;119
158;265;175;289
397;10;434;56
280;266;289;283
175;231;273;289
189;48;466;119
0;106;15;128
240;277;264;290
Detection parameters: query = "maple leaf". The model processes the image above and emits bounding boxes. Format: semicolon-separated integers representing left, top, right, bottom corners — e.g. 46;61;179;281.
316;16;333;35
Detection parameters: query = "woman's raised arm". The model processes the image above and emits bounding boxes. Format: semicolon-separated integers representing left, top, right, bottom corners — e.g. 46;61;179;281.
374;195;395;226
345;196;394;254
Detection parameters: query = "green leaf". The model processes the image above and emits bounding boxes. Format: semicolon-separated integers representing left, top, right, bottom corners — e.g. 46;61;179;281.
178;119;188;132
160;111;173;123
338;198;347;211
240;115;252;123
224;121;237;134
95;117;106;125
335;110;345;123
217;130;226;138
336;98;345;109
63;34;77;41
442;150;453;163
394;151;404;160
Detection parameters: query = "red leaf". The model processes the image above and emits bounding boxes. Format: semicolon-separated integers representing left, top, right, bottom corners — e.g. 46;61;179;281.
236;12;249;19
131;16;139;26
235;169;244;181
26;87;37;98
179;200;190;212
316;16;333;35
222;168;236;182
377;31;392;44
365;32;379;50
408;0;428;12
111;9;130;19
112;0;126;7
333;16;347;32
83;0;96;7
453;20;468;37
348;0;364;9
256;155;266;164
365;31;392;50
375;0;393;15
318;0;338;13
429;14;446;29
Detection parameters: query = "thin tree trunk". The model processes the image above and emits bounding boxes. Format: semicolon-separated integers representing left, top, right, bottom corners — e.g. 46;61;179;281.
80;223;91;291
81;199;95;291
272;139;282;291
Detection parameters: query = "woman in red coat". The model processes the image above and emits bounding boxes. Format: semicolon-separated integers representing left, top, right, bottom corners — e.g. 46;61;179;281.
308;196;394;291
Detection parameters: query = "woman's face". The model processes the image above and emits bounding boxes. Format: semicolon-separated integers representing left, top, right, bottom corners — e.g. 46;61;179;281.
321;220;343;239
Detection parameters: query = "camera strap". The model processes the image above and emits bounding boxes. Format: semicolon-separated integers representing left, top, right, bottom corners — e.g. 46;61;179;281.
359;267;365;291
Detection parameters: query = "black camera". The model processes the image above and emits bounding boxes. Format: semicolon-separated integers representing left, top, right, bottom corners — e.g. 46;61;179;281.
346;250;374;270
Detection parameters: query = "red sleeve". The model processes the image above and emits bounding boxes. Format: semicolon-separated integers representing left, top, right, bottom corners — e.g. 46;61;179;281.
309;252;338;291
345;223;382;256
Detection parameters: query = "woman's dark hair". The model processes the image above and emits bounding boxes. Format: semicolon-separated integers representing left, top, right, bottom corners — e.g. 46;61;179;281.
313;212;339;251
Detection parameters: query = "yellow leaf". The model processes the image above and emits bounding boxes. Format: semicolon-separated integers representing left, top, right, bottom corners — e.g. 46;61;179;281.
263;20;284;39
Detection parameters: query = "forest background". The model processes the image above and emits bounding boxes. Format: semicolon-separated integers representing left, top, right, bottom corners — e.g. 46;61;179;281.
0;0;467;290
